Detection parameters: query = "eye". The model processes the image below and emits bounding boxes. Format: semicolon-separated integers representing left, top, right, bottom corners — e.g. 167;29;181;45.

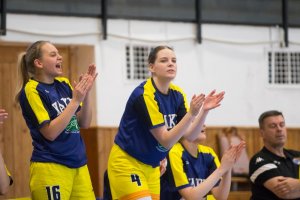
268;124;276;128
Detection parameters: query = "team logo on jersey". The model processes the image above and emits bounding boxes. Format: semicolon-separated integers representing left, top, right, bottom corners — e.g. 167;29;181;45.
255;157;264;164
65;115;80;134
273;160;281;165
156;143;168;152
52;97;72;115
189;178;205;187
164;114;177;129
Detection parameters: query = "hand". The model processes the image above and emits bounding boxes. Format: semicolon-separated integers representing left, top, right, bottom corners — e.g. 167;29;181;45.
219;141;246;172
0;109;8;124
73;64;98;103
189;94;205;116
274;177;300;196
202;90;225;111
79;64;98;93
160;158;168;176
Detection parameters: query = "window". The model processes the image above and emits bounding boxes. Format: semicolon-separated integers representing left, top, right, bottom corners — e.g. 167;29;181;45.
268;50;300;85
125;45;154;80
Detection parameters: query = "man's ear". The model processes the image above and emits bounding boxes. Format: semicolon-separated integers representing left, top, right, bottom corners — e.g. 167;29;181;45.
259;129;264;138
34;59;43;69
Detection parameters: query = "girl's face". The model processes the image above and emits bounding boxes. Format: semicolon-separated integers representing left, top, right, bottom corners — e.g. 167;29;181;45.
149;48;177;81
37;43;63;79
194;125;207;143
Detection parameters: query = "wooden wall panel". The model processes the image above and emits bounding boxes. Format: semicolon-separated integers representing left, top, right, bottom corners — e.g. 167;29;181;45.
81;127;117;198
0;45;33;199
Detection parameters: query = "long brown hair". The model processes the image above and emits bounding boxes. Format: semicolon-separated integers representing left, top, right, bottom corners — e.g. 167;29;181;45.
15;40;49;102
148;45;173;64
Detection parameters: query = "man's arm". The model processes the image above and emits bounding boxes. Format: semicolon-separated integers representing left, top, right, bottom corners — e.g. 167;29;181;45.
264;176;300;199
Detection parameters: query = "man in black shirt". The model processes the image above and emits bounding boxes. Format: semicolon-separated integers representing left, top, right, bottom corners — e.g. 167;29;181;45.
249;110;300;200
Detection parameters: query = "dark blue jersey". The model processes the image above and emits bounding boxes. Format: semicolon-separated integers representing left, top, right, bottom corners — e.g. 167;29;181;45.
115;78;189;167
19;77;87;168
161;143;220;200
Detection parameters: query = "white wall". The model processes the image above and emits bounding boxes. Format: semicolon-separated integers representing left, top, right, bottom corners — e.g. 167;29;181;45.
2;14;300;127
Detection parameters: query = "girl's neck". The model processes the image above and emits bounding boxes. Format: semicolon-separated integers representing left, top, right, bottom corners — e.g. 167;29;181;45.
152;77;170;94
33;75;55;84
181;139;198;158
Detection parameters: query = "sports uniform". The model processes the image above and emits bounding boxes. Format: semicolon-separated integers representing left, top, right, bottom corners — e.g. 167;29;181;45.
108;78;189;200
249;147;300;200
19;77;94;200
160;143;220;200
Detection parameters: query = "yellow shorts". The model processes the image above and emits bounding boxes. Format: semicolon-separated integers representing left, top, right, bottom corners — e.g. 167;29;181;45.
108;144;160;200
30;162;95;200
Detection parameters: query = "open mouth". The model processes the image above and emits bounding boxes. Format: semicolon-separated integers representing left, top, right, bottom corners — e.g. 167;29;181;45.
56;63;62;69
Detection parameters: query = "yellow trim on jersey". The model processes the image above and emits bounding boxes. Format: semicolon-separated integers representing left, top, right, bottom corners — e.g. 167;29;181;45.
55;77;72;89
24;80;50;124
198;145;220;167
55;77;82;107
169;143;220;188
143;79;164;126
169;83;189;112
169;143;189;187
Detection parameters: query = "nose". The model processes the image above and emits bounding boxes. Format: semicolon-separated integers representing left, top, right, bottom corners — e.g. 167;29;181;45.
58;54;63;60
275;124;283;131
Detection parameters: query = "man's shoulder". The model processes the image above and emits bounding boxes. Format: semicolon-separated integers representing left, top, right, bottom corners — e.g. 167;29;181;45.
250;148;269;163
284;148;300;156
249;148;275;171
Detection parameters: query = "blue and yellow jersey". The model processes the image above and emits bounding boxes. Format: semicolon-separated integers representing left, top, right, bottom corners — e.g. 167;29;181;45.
160;143;220;200
19;77;87;168
114;78;189;167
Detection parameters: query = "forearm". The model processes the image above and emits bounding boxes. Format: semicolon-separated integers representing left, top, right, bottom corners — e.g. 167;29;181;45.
40;100;80;141
157;112;196;149
212;170;232;200
279;190;300;199
77;93;92;128
184;109;208;141
189;167;226;199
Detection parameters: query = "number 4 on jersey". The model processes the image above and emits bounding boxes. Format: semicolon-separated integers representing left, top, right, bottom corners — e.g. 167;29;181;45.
131;174;141;186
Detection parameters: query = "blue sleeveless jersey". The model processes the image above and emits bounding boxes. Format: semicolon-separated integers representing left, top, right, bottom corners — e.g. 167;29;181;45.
114;78;189;167
161;143;220;199
19;77;87;168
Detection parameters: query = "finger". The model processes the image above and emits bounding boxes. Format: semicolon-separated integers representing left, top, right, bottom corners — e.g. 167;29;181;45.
93;72;99;80
78;74;84;82
88;64;96;75
207;89;216;97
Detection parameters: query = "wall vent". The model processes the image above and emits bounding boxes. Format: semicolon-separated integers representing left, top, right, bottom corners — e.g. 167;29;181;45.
126;45;154;80
268;49;300;85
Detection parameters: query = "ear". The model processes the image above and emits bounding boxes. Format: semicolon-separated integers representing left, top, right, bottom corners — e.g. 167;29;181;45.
34;59;43;69
148;63;154;73
259;129;264;137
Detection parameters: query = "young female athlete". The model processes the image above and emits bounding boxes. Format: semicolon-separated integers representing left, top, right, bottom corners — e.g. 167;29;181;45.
16;40;97;200
107;45;225;200
160;125;245;200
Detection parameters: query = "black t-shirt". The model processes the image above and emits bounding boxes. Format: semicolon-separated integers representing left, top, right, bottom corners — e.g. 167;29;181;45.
249;147;300;200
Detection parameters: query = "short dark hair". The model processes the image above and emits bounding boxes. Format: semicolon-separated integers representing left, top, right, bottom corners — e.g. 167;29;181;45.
258;110;284;129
